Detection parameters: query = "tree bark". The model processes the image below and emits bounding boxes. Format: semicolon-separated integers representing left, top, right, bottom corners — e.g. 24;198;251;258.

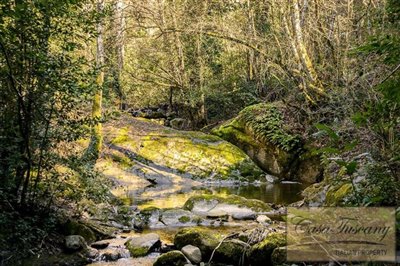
291;0;325;101
89;0;105;160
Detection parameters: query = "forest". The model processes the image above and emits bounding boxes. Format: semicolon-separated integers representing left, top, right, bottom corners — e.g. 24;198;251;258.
0;0;399;265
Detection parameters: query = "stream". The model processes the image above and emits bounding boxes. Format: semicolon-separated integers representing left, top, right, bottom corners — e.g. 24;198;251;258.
87;181;306;266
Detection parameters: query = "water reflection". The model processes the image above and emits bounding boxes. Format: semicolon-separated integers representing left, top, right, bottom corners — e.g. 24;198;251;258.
132;182;308;210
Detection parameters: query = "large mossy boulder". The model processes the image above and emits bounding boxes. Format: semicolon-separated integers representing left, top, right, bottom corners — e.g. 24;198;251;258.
247;232;286;266
212;103;322;182
174;228;220;259
61;220;97;244
104;116;263;181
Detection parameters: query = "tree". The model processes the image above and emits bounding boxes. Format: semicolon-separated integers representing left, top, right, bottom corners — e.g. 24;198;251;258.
88;0;105;161
0;0;98;207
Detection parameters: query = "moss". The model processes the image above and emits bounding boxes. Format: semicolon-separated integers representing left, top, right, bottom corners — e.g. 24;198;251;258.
214;103;300;152
325;183;353;206
62;220;96;244
125;243;149;257
105;117;263;181
248;232;286;266
174;227;220;258
214;240;249;265
178;216;190;223
191;217;203;225
108;152;134;168
153;251;188;266
183;194;271;212
271;246;287;265
111;127;130;144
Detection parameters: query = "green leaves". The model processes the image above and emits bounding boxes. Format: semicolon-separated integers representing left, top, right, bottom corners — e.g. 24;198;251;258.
315;123;340;142
336;160;358;175
240;104;301;151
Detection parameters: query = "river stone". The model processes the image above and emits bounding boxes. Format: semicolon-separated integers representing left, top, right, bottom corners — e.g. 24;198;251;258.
181;245;202;264
174;228;220;258
265;174;279;183
206;209;228;220
91;239;110;249
247;232;286;265
99;247;130;261
213;239;250;265
65;235;87;251
133;207;162;229
256;215;271;224
188;198;219;214
210;204;256;220
161;209;195;226
154;250;189;266
124;233;161;257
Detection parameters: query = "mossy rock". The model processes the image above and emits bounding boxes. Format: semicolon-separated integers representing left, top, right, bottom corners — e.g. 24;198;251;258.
271;246;287;265
184;194;271;213
104;117;263;181
301;182;327;207
153;251;188;266
132;207;161;229
213;239;249;265
124;233;161;258
125;244;149;257
212;103;322;182
325;183;353;206
62;220;96;244
248;232;286;266
174;227;220;258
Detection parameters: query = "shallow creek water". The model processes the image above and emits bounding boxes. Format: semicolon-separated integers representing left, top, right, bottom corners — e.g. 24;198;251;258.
87;182;306;266
121;182;307;210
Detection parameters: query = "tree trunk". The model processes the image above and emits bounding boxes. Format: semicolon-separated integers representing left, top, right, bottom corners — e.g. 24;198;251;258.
89;0;105;160
291;0;325;101
116;0;126;110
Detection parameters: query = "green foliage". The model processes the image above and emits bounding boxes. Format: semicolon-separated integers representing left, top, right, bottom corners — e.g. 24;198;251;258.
348;165;400;206
0;0;101;208
239;103;301;151
354;0;400;165
312;123;359;175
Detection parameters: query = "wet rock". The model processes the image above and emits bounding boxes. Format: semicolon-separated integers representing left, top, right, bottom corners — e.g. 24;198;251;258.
65;235;87;252
132;207;162;229
153;250;189;266
161;209;197;226
247;232;286;265
91;239;110;249
181;245;202;264
184;194;271;222
174;228;219;258
99;247;130;261
213;239;250;266
265;174;279;183
85;247;100;259
184;194;271;214
124;233;161;257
